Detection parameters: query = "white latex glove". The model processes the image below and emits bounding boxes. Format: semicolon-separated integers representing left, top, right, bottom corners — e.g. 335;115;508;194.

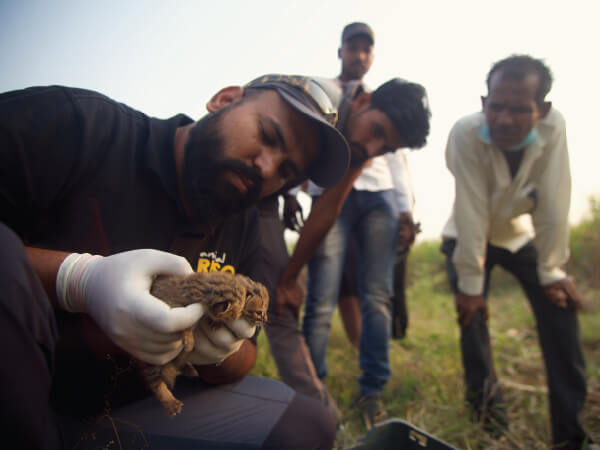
187;316;256;365
56;249;205;365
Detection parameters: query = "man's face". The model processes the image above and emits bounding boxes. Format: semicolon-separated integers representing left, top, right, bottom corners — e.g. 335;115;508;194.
182;90;319;220
483;71;543;149
339;35;374;81
343;103;404;167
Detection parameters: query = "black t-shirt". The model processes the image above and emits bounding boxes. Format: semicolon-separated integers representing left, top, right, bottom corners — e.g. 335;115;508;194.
0;86;261;276
0;86;263;412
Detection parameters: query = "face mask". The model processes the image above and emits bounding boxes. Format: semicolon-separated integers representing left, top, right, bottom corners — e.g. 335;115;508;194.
480;123;538;152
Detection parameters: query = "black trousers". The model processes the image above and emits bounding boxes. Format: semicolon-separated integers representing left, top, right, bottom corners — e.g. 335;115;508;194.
441;239;588;448
0;223;59;449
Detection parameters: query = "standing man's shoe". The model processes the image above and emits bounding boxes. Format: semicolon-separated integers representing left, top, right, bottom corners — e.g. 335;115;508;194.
357;394;388;431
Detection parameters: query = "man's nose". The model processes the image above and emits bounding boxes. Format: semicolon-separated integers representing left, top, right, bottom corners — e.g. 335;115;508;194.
253;148;283;180
496;108;514;125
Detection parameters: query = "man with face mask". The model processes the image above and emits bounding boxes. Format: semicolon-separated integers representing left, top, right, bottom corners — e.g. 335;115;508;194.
0;75;349;450
440;55;593;449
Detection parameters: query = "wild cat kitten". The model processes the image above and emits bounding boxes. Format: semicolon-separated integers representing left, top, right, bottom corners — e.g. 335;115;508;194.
146;271;269;415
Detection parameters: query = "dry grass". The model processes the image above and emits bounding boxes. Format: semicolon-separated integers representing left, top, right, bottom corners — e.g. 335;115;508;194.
252;204;600;449
252;276;600;449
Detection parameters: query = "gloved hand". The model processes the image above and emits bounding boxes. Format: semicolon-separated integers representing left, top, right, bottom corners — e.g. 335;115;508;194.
56;249;205;365
187;316;256;365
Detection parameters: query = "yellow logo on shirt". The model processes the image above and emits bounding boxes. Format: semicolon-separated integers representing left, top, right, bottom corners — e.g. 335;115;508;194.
195;251;235;274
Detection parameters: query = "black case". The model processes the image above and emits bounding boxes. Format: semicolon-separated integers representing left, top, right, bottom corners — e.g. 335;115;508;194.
347;419;458;450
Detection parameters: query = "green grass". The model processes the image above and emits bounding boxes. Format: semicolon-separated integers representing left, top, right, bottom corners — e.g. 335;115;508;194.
251;198;600;449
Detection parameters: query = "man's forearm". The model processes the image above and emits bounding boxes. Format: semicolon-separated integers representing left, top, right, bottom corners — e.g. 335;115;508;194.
280;198;338;280
25;247;70;308
281;166;362;280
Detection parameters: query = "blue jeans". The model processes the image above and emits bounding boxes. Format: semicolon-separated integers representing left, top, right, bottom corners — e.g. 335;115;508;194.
303;189;400;396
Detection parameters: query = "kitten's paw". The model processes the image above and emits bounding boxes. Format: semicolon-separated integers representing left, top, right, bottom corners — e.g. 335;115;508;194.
165;398;183;416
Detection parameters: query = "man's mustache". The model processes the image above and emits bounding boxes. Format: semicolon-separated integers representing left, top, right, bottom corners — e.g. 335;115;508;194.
491;125;520;136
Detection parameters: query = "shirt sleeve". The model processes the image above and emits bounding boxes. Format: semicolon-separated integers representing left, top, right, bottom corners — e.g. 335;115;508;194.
446;120;490;295
385;151;414;213
531;110;570;285
0;86;82;238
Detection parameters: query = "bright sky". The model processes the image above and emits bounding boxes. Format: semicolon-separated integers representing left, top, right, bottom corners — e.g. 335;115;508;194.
1;0;598;241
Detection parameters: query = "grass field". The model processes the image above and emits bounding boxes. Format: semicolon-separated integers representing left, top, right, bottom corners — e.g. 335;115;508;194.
250;198;600;449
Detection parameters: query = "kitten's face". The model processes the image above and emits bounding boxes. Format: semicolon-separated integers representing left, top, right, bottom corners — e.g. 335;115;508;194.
242;284;269;326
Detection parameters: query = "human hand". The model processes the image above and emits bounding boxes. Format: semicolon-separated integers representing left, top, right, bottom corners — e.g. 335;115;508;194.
455;291;488;327
283;194;304;232
275;276;305;318
56;249;205;365
187;316;256;365
397;212;418;250
543;276;584;311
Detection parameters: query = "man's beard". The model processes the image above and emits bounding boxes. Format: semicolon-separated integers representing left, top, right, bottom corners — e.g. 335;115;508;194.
343;60;367;80
181;107;262;222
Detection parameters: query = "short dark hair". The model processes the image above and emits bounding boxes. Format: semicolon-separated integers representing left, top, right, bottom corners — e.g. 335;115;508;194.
371;79;431;149
486;54;553;105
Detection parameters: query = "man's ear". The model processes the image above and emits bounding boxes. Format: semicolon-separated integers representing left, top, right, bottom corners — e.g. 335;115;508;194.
539;101;552;119
350;91;372;113
481;96;487;111
206;86;244;113
338;47;342;60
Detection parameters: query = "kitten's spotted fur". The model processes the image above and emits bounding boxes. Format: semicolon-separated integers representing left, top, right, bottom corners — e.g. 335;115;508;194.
145;271;269;415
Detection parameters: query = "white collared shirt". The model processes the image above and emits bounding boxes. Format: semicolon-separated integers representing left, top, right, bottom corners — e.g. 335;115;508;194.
307;151;414;213
442;108;571;295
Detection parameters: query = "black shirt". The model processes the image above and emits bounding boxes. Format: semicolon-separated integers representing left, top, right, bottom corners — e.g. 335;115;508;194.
0;85;263;412
0;85;261;276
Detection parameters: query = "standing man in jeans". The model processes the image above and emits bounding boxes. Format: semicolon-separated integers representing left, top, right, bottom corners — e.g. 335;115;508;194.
298;24;429;431
441;54;593;449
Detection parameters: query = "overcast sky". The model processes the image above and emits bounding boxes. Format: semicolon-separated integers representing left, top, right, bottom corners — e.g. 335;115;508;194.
1;0;598;240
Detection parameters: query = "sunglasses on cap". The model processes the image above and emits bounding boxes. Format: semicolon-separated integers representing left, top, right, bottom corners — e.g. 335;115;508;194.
244;74;338;126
